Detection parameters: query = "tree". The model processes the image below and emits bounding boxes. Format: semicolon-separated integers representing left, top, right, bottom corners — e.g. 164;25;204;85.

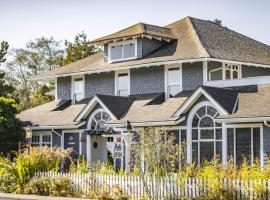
61;31;99;66
213;18;222;26
0;41;9;65
131;127;179;200
0;97;23;153
29;85;53;108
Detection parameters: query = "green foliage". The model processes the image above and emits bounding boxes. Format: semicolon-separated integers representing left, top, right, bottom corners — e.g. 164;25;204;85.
60;31;99;66
29;85;53;108
0;146;71;192
0;97;23;153
24;177;78;197
0;41;9;65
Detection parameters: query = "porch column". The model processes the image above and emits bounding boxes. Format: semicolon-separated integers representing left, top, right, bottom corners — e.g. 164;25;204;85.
222;123;227;165
87;134;92;163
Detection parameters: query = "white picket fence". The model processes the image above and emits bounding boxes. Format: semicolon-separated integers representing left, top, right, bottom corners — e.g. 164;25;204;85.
34;172;270;199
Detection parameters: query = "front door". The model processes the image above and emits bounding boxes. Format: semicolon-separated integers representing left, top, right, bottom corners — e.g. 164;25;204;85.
64;133;80;159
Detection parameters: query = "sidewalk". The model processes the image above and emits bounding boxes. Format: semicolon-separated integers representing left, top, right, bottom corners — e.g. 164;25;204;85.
0;193;95;200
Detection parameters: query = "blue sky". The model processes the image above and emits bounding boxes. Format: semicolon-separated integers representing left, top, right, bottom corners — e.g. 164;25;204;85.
1;0;270;49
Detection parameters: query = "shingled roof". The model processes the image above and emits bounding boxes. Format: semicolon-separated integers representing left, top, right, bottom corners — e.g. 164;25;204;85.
90;22;176;45
32;17;270;79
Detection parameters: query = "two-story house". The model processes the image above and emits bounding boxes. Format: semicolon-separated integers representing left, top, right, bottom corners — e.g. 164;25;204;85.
18;16;270;171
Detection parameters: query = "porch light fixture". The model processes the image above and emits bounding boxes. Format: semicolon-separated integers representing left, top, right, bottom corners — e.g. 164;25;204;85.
25;126;32;139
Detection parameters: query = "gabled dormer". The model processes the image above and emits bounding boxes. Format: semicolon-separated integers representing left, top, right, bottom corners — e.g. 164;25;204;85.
89;22;176;63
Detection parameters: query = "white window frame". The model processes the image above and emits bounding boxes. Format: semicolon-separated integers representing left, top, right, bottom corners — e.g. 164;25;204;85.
115;69;130;96
108;39;137;63
164;64;182;98
208;62;242;81
87;108;111;131
31;132;52;147
71;75;85;104
225;123;263;166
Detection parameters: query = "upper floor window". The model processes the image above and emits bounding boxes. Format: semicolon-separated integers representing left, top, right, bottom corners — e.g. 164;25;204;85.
166;66;182;97
115;70;130;96
108;40;137;62
208;63;241;81
72;76;84;103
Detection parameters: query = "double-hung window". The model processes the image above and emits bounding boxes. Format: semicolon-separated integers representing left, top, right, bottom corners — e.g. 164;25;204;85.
116;71;130;96
167;67;182;97
73;76;84;103
109;40;137;62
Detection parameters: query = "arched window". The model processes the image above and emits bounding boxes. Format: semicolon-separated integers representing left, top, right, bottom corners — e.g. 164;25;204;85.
89;109;111;131
191;104;222;166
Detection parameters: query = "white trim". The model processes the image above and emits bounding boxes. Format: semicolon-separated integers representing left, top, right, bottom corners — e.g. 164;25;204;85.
173;87;228;117
87;108;111;130
108;39;137;63
76;96;117;121
106;117;185;128
203;61;208;84
164;64;182;98
186;101;222;165
71;75;85;104
31;58;270;81
206;75;270;88
114;69;130;96
225;124;263;166
222;123;227;165
24;121;86;130
216;117;270;123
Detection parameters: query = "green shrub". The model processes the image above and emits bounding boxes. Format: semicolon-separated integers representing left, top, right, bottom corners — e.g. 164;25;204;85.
24;176;78;197
0;174;19;193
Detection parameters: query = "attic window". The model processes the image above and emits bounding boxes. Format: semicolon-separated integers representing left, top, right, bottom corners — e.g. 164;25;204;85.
108;40;137;62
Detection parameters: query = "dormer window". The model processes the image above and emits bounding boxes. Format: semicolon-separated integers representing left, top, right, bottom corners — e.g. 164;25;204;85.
108;40;137;62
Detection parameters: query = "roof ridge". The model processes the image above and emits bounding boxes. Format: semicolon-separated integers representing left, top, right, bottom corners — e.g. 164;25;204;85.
196;17;270;48
186;17;210;57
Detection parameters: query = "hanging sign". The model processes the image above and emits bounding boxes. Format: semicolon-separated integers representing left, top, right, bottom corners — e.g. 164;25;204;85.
113;142;123;158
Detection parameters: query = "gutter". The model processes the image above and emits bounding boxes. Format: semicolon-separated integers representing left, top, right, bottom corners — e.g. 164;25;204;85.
216;116;270;123
30;58;270;81
22;121;86;130
106;117;185;128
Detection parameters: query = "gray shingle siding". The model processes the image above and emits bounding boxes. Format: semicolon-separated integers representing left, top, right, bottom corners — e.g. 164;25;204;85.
130;66;165;95
57;77;71;100
85;72;115;98
140;38;165;57
182;62;203;90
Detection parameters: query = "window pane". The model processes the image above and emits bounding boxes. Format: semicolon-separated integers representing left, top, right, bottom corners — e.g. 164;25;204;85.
216;141;222;161
236;128;251;166
200;129;214;139
110;45;122;60
168;68;180;84
232;70;238;79
168;85;181;96
32;135;40;143
200;142;214;165
42;135;51;143
167;130;179;145
199;116;214;127
192;129;198;140
180;129;187;143
253;128;260;163
103;113;110;121
192;142;198;164
225;69;231;80
197;107;206;118
216;129;222;140
123;43;135;58
95;112;101;121
118;74;128;90
192;114;199;127
207;106;217;117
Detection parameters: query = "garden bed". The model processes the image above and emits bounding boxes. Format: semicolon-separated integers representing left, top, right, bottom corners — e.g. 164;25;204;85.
0;193;95;200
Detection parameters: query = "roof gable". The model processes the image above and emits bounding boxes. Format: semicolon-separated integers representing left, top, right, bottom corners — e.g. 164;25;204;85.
76;94;134;121
173;86;238;117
